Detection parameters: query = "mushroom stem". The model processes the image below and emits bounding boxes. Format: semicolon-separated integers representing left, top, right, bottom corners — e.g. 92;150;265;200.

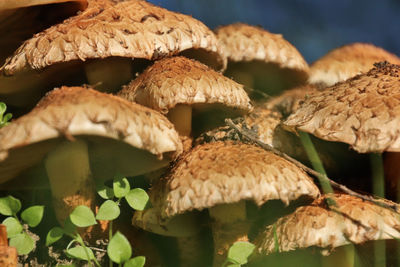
44;139;96;225
370;153;386;267
85;58;133;92
209;201;250;267
167;104;192;137
176;234;210;267
321;244;355;267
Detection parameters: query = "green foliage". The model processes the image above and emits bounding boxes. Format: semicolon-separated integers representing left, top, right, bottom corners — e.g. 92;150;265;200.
46;227;64;246
107;231;132;263
124;256;146;267
225;241;255;266
0;102;12;128
125;188;150;211
69;206;97;228
66;245;96;261
113;175;131;198
0;196;43;255
96;200;120;221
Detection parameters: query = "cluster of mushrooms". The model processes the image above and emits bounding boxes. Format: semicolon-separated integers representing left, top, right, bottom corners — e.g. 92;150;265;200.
1;0;400;266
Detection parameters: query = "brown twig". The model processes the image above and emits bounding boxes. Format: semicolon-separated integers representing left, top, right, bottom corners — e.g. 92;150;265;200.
225;118;400;213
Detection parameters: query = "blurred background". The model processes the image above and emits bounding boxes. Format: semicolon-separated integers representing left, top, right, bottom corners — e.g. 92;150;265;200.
148;0;400;64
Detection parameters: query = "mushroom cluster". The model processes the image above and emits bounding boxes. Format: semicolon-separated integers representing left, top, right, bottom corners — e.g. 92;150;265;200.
1;1;400;267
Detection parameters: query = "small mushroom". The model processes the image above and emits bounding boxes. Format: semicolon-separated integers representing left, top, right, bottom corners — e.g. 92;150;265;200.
215;23;309;97
253;194;400;267
118;56;252;147
149;141;319;266
0;86;182;225
0;0;226;109
309;43;400;88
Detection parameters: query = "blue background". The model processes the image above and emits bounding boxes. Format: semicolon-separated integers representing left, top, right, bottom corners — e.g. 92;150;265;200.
148;0;400;64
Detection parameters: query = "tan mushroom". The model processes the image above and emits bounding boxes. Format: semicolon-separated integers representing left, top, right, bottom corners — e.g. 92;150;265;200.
253;194;400;267
118;56;252;148
147;141;319;266
0;0;226;109
0;86;182;225
216;23;309;97
309;43;400;88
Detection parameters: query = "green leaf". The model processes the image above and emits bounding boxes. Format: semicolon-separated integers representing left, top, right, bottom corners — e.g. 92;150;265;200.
46;227;64;246
0;102;6;115
124;256;146;267
96;200;120;221
0;196;21;216
21;205;44;227
107;231;132;264
3;113;12;123
97;184;114;200
113;175;130;198
69;206;97;228
226;264;241;267
9;232;35;255
63;217;77;236
2;217;22;238
125;188;150;211
66;245;95;261
227;241;255;265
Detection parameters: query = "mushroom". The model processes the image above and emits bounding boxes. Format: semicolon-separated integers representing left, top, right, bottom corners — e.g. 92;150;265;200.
0;86;182;225
146;141;319;266
252;194;400;267
309;43;400;88
0;0;226;110
118;56;252;149
215;23;309;97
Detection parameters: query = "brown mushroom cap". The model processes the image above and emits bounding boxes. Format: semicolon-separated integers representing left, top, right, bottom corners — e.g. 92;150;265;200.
118;56;252;114
285;62;400;153
0;0;226;107
0;86;182;184
309;43;400;88
152;141;319;218
215;23;308;74
255;194;400;255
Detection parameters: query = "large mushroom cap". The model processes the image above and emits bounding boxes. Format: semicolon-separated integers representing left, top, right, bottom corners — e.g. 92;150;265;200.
118;56;252;114
0;0;226;107
215;23;309;95
255;194;400;255
0;86;183;184
285;62;400;153
309;43;400;88
153;141;319;218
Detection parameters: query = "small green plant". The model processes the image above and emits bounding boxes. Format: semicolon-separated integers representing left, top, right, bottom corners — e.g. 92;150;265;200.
223;241;255;267
0;195;44;255
0;102;12;127
47;174;149;267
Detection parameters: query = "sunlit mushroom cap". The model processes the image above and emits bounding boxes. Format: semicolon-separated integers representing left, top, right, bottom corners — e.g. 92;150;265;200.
255;194;400;255
118;56;252;114
285;62;400;153
309;43;400;88
152;141;319;218
0;86;182;184
215;23;308;74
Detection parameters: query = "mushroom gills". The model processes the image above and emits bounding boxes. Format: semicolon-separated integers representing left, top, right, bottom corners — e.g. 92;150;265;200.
85;57;135;92
44;138;96;224
167;104;192;137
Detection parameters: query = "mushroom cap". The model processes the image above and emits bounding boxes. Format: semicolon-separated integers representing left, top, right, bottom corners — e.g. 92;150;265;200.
255;194;400;255
309;43;400;88
118;56;252;114
265;84;318;118
2;0;225;75
215;23;308;74
153;141;320;218
285;62;400;153
0;0;85;10
0;86;182;184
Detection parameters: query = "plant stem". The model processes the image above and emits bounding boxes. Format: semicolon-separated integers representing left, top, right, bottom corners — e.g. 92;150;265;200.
76;234;101;267
298;131;333;194
370;153;386;267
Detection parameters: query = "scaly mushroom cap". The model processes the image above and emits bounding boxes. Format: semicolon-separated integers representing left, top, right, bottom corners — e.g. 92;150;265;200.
2;0;225;75
255;194;400;255
118;56;252;114
215;23;308;74
285;62;400;153
309;43;400;88
0;86;182;184
265;84;318;117
153;141;320;218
